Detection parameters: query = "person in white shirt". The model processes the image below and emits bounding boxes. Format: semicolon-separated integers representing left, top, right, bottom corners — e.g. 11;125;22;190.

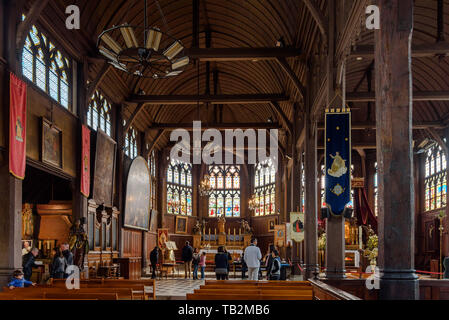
243;238;262;281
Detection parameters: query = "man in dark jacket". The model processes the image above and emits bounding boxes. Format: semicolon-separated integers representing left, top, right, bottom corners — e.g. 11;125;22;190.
181;241;193;279
61;243;73;278
22;248;39;281
150;247;159;279
265;244;276;280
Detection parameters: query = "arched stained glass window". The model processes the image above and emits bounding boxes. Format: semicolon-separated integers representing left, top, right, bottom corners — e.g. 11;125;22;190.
125;127;138;159
22;24;71;109
208;165;241;217
87;90;112;137
166;160;192;215
424;145;447;212
254;159;276;216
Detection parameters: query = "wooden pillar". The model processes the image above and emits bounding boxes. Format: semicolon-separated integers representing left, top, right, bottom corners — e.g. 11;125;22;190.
375;0;418;300
116;104;125;256
0;0;24;286
290;104;301;272
325;0;346;280
304;100;318;279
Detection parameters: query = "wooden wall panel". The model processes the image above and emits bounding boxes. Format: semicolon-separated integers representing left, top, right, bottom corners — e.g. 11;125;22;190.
122;228;142;258
26;86;77;177
146;232;157;261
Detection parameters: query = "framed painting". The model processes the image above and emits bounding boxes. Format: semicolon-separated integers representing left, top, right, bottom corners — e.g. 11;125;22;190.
41;118;63;168
149;209;158;232
124;157;151;231
92;130;116;208
175;216;188;234
157;228;169;250
267;218;276;232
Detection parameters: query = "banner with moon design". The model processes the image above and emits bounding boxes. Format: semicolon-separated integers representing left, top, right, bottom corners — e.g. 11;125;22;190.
325;108;351;216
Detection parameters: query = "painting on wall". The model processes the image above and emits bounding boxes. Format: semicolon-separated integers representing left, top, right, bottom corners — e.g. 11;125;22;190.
124;157;151;231
157;228;169;250
267;218;276;232
92;130;116;208
175;216;188;234
41;118;63;168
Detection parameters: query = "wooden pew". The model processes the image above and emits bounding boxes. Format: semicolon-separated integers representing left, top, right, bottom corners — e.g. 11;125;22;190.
187;293;313;300
0;289;118;300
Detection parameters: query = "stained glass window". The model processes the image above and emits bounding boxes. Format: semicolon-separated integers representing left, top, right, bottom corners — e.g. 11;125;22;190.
424;145;447;212
87;90;112;137
208;165;241;217
22;24;71;109
125;127;138;159
253;159;276;216
166;159;192;215
148;150;157;210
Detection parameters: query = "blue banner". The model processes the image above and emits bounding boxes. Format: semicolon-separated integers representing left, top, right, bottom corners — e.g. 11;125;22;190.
325;108;351;216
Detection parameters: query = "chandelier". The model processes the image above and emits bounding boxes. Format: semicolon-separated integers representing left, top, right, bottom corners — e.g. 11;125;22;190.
248;195;257;211
199;174;213;197
96;0;189;79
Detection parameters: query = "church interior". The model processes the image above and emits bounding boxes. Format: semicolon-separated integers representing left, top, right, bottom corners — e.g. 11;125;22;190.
1;0;449;301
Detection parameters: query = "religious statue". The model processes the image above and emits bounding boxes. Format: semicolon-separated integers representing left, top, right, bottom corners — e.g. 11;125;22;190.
217;215;226;234
328;152;348;178
69;217;89;270
21;203;34;239
192;219;203;235
240;219;253;235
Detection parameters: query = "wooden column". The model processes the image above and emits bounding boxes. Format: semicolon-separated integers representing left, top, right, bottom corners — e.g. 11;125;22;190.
324;0;346;280
0;0;24;286
375;0;418;300
304;99;318;279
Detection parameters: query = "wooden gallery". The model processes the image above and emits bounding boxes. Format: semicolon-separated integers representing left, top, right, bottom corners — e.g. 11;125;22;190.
1;0;449;301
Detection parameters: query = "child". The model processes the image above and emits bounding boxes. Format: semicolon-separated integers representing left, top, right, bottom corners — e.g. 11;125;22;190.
192;248;200;280
199;252;207;280
8;269;36;289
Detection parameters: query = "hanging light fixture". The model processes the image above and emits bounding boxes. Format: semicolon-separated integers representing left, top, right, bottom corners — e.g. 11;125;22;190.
199;174;213;197
96;0;189;79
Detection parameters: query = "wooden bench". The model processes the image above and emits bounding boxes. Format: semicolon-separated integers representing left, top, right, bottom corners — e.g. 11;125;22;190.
187;293;313;300
0;289;119;300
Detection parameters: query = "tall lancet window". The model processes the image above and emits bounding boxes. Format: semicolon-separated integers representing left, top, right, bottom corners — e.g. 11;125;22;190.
254;159;276;216
87;90;112;137
208;165;241;217
167;160;192;215
425;144;447;212
125;127;138;159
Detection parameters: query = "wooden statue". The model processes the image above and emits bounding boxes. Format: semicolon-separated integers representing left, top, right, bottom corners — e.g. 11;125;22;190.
69;217;89;270
217;215;226;234
21;203;34;239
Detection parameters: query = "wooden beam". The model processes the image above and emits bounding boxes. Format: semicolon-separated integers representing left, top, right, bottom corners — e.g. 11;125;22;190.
316;121;446;130
85;62;112;103
269;101;293;133
146;130;165;157
124;103;145;133
128;94;289;104
148;122;282;131
185;47;302;61
351;42;449;58
16;0;50;49
347;91;449;102
276;57;306;99
302;0;328;42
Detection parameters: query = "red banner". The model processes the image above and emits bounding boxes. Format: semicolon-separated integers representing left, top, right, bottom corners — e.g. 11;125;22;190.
9;73;27;180
81;125;90;197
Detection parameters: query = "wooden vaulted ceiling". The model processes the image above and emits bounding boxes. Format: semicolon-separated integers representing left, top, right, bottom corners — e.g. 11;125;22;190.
34;0;326;151
32;0;449;151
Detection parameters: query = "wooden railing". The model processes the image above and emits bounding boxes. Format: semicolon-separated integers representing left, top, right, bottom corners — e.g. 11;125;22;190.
309;279;362;300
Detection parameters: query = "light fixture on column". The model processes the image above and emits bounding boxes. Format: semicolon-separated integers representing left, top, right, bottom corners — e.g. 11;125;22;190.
97;0;189;79
199;175;213;197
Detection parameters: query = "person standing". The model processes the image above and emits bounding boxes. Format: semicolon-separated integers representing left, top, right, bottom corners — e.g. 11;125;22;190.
268;250;281;280
244;238;262;281
149;246;159;279
22;248;39;281
240;253;247;279
50;247;67;280
61;243;74;278
264;244;276;280
192;248;200;280
199;252;207;280
181;241;193;279
214;246;229;280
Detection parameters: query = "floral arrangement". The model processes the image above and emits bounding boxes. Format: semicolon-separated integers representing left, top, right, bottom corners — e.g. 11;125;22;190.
318;233;326;250
364;234;378;264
